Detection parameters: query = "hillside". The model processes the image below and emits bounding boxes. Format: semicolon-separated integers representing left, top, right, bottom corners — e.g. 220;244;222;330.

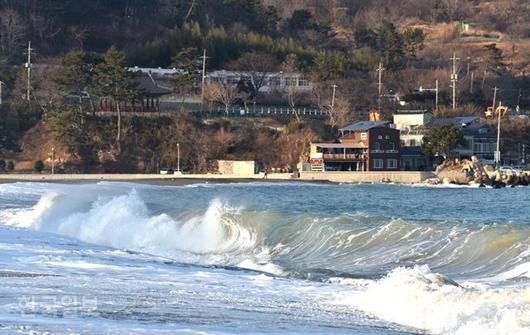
0;0;529;172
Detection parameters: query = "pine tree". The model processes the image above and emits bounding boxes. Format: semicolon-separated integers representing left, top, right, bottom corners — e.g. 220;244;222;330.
54;50;99;115
90;46;137;152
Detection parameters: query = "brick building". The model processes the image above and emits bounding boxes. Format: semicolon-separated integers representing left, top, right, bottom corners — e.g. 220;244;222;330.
309;121;401;171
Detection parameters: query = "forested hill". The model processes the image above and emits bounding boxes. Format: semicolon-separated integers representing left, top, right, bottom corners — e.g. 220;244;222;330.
0;0;529;174
0;0;528;69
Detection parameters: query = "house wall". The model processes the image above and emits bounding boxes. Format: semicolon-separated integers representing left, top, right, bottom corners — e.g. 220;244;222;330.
393;112;432;130
340;131;368;146
367;127;401;171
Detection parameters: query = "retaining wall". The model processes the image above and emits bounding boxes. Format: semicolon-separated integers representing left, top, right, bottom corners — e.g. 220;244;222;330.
299;171;436;184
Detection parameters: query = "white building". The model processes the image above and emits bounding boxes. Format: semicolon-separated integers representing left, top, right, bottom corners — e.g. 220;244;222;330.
206;70;312;93
393;110;432;147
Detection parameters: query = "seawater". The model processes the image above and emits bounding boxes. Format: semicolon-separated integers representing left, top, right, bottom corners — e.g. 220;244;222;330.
0;181;529;334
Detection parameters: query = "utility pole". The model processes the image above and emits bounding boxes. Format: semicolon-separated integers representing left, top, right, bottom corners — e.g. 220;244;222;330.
435;79;439;111
450;52;459;112
376;62;384;114
25;41;34;101
470;71;474;93
200;49;208;112
492;86;500;169
0;80;4;105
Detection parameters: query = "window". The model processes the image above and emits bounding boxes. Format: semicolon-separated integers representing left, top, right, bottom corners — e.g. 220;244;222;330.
269;77;281;87
385;135;390;139
361;132;367;140
298;79;309;87
389;142;395;150
374;142;381;150
373;159;384;169
387;159;398;169
378;135;383;140
286;77;297;86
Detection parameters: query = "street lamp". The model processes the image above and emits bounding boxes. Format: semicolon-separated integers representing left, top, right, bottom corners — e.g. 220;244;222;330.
418;79;439;111
51;146;55;175
177;143;180;174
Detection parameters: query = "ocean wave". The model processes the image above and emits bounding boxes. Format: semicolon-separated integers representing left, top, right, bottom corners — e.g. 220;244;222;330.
5;189;530;282
4;188;530;334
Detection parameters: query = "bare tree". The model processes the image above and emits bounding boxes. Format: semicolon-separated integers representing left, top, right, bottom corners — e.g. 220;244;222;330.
0;9;26;60
313;83;351;128
282;53;302;122
286;84;303;122
330;97;351;128
226;51;279;101
204;82;240;116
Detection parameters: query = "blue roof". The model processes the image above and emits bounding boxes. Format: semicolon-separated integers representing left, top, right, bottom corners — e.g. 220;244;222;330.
339;121;390;132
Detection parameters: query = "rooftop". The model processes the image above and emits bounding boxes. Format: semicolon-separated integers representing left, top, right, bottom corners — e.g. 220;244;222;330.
431;116;478;127
340;121;390;132
313;143;367;149
133;75;173;96
394;109;431;115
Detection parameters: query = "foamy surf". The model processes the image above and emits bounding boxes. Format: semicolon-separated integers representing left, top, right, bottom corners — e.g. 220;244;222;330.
334;265;530;335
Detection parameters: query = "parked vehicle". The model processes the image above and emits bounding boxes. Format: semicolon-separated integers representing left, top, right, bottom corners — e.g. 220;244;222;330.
159;168;175;175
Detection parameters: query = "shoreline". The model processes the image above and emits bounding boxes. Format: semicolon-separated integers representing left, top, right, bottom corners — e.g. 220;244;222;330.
0;173;308;186
0;171;437;185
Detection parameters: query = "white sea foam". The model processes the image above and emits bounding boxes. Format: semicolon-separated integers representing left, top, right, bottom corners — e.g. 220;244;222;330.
334;265;530;335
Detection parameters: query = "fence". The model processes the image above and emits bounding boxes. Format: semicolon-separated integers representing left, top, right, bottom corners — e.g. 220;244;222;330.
194;105;329;119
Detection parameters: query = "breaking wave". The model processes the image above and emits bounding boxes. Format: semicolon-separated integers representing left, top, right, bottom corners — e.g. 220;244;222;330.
6;189;530;279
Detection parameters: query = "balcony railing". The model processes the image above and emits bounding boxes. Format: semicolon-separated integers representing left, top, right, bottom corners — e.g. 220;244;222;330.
323;154;366;160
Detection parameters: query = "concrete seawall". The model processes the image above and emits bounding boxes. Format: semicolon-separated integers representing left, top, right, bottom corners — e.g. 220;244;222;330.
0;171;435;184
0;173;294;182
299;171;436;184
